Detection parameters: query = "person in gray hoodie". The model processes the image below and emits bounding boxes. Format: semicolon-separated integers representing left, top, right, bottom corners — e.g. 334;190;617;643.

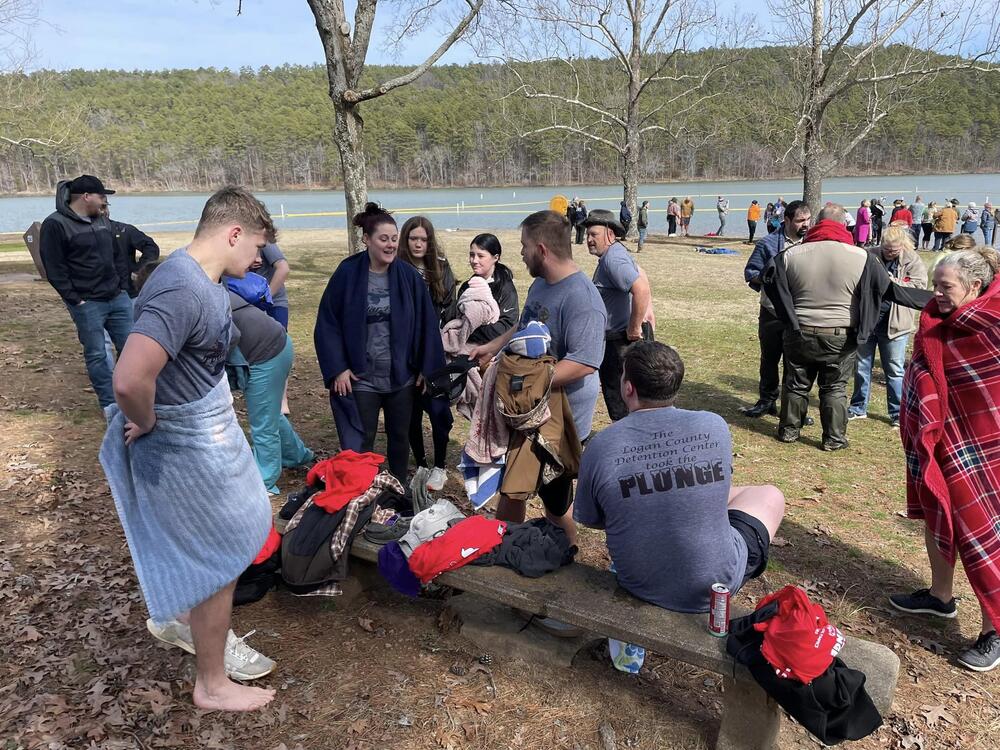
40;175;133;408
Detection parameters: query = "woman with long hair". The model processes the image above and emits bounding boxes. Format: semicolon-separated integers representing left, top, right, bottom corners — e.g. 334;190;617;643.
398;216;457;490
314;204;445;481
454;233;518;345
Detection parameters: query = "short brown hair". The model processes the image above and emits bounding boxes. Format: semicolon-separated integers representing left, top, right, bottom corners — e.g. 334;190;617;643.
195;186;276;241
521;210;572;259
623;341;684;404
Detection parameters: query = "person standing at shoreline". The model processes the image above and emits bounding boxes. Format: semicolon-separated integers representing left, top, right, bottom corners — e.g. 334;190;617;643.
747;200;761;242
680;197;694;237
667;198;680;237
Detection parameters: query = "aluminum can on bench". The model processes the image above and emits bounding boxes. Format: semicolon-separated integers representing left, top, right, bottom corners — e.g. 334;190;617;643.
708;583;730;637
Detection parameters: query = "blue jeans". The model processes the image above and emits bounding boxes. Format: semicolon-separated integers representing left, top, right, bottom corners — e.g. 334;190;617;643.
245;336;313;493
984;226;997;247
637;226;648;245
67;292;133;408
849;331;908;419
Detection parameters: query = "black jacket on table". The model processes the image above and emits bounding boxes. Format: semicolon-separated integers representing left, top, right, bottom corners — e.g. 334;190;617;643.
447;266;519;346
40;180;126;305
761;250;932;346
109;220;159;297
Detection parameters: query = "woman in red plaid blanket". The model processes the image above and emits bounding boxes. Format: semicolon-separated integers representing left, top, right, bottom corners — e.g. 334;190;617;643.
890;246;1000;672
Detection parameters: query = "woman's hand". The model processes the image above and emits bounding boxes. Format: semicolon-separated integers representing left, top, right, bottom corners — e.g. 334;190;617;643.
332;369;358;397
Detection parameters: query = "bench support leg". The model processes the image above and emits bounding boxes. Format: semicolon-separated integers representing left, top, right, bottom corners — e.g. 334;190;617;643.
716;676;780;750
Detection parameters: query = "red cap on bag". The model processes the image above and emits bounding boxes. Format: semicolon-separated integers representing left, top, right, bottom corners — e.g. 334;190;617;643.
753;585;845;683
407;516;506;584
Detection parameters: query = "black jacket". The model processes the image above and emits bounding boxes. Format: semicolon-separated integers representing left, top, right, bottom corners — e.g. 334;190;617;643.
448;265;519;346
40;180;126;305
762;247;932;345
109;220;159;297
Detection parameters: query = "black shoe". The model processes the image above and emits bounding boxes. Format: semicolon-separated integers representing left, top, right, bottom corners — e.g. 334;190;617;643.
957;631;1000;672
741;400;777;418
821;441;850;452
776;431;799;444
888;588;958;619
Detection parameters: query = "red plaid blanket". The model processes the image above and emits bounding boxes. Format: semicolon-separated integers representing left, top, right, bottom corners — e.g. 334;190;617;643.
901;281;1000;627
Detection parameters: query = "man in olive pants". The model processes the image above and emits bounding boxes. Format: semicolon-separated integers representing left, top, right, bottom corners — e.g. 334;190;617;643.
763;204;931;451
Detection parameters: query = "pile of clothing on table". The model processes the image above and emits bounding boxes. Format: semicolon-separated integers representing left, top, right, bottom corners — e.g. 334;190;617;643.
726;585;884;746
459;321;580;510
371;497;577;597
234;447;578;604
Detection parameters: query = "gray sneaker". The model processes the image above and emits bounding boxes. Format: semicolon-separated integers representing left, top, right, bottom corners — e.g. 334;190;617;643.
146;619;275;681
957;631;1000;672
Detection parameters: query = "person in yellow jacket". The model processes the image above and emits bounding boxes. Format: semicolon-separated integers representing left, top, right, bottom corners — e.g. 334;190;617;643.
747;200;762;242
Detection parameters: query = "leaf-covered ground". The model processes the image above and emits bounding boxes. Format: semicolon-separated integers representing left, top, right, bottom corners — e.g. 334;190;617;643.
1;228;997;749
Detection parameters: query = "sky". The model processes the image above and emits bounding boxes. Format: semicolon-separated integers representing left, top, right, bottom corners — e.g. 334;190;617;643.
28;0;475;72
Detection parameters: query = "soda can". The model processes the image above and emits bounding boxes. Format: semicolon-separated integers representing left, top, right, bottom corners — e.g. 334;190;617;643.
709;583;730;637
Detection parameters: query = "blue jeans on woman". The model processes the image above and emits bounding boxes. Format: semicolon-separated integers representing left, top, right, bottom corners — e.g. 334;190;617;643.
67;291;133;408
245;335;313;493
849;330;908;420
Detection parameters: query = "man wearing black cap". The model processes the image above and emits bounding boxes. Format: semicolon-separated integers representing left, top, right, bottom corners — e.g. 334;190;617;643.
40;175;133;408
584;208;653;421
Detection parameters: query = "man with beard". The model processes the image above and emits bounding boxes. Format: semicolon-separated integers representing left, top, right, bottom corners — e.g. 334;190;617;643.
469;210;606;545
741;200;811;418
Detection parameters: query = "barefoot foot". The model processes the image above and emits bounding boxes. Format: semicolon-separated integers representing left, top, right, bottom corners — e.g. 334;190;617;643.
193;677;275;712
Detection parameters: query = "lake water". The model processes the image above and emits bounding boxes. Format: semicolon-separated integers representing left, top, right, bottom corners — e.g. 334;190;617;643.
3;173;998;235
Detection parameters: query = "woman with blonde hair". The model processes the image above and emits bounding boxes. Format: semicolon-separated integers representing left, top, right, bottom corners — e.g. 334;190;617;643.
854;199;872;246
848;225;925;425
892;246;1000;671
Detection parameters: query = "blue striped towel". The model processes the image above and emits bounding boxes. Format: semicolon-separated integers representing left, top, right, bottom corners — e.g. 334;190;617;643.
458;449;505;510
505;321;551;358
99;378;272;621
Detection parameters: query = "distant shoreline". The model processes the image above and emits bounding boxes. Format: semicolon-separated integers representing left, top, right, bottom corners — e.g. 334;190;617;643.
3;169;999;199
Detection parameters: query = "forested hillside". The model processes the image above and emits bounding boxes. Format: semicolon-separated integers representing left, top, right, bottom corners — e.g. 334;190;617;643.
2;50;999;193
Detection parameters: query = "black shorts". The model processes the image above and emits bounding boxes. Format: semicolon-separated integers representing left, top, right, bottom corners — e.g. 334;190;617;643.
729;509;771;583
537;473;574;517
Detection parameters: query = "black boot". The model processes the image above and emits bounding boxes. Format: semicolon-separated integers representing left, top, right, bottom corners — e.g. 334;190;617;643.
741;400;777;418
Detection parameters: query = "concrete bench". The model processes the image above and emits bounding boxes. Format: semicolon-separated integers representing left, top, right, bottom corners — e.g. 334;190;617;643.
349;538;899;750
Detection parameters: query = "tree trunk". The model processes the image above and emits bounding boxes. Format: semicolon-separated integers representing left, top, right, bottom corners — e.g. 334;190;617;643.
802;157;825;213
333;100;368;253
802;0;826;212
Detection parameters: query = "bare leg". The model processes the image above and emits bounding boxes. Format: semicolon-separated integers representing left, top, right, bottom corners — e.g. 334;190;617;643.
545;502;578;547
981;601;997;636
495;493;527;525
727;484;785;540
925;525;956;603
189;581;275;712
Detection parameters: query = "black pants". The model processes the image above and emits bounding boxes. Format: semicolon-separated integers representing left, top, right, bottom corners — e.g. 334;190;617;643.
667;215;677;234
757;307;786;404
408;386;453;469
599;323;654;421
574;224;585;244
871;220;883;245
779;329;857;449
354;387;413;481
748;220;757;242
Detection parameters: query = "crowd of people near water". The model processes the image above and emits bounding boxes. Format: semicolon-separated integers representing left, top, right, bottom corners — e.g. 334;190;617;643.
33;174;1000;718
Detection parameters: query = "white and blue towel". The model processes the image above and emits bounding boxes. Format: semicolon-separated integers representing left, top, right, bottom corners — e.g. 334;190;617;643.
505;321;551;359
459;449;505;510
99;378;272;622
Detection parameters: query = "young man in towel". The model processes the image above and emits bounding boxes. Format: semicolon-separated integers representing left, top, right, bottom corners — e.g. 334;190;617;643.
102;187;277;712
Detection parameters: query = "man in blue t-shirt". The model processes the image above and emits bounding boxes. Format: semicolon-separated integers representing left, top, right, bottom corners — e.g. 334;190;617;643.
469;210;606;545
584;208;652;422
574;341;785;612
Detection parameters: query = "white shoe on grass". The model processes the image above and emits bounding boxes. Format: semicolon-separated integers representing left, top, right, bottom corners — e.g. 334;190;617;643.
146;618;276;681
426;466;448;492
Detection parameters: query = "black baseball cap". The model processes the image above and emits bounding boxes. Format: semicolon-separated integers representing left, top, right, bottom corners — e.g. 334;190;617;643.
68;175;115;195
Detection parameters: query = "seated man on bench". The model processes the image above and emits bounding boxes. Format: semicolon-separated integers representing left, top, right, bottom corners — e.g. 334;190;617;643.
574;341;785;613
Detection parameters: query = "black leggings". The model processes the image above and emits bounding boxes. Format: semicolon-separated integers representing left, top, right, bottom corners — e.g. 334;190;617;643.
354;387;413;482
667;215;677;234
748;220;757;242
408;387;453;469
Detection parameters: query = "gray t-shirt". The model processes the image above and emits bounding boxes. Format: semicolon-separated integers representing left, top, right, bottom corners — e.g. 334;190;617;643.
592;242;639;334
519;270;606;438
573;407;749;613
132;249;233;405
257;243;288;308
354;270;394;393
228;291;287;365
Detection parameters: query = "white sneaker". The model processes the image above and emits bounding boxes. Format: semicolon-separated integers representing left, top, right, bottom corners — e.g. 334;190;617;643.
426;466;448;492
146;619;275;681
